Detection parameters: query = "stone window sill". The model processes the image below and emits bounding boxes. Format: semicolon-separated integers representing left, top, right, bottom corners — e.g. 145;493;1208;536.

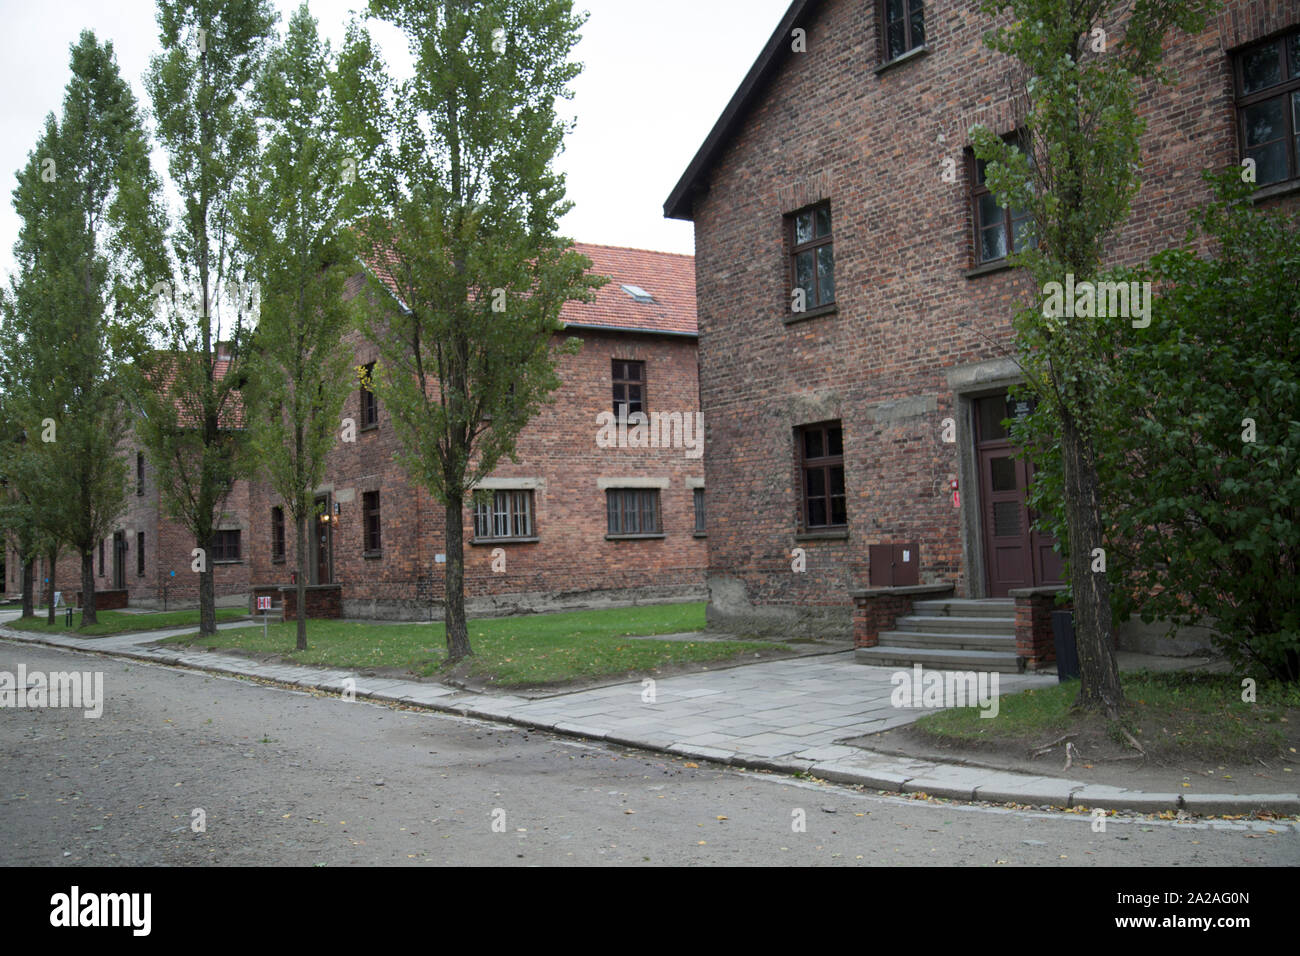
875;45;929;76
693;531;707;538
1250;178;1300;203
795;529;849;541
470;537;539;546
363;551;383;559
605;533;666;541
964;259;1014;279
783;303;837;326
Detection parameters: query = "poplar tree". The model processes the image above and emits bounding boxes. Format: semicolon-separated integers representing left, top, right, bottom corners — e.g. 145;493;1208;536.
970;0;1215;713
236;4;354;651
0;32;165;625
338;0;601;661
139;0;276;635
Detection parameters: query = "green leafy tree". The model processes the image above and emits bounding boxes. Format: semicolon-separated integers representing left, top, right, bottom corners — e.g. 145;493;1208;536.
0;390;54;618
338;0;601;662
1096;173;1299;680
970;0;1215;714
1;32;165;624
139;0;276;635
0;114;69;624
236;5;355;651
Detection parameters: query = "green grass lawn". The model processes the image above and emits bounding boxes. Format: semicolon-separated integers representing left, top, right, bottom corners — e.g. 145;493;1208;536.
161;602;787;687
6;606;248;637
914;670;1300;762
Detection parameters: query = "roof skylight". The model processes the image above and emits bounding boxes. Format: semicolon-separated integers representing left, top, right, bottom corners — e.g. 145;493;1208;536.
620;283;656;304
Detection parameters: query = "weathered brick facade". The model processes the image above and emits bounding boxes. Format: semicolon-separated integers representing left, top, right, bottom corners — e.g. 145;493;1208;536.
667;0;1299;638
248;246;705;619
10;245;706;620
13;444;255;611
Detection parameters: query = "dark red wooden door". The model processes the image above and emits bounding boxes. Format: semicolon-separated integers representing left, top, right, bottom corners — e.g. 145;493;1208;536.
974;394;1063;597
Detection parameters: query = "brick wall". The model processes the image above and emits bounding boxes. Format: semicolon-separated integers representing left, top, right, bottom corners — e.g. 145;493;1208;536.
247;280;707;620
687;0;1299;636
21;434;255;611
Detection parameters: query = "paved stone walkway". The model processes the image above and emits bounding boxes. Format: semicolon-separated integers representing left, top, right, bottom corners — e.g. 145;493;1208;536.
2;616;1296;817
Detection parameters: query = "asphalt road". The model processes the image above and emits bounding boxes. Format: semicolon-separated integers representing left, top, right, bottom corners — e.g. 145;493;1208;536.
1;641;1296;866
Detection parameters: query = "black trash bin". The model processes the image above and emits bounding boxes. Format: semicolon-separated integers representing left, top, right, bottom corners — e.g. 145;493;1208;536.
1051;609;1079;682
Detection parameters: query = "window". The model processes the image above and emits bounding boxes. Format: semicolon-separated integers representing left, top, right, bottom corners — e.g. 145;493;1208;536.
136;452;145;496
879;0;925;63
136;532;145;576
613;360;645;420
212;530;241;562
693;487;706;534
360;362;379;428
271;506;286;562
620;284;656;304
789;203;835;313
970;133;1035;265
606;488;661;536
1235;29;1300;186
98;539;104;576
798;422;847;529
363;491;382;553
473;490;534;540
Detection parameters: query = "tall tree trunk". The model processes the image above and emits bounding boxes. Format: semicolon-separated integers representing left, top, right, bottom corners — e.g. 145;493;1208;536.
199;531;215;636
21;557;34;618
46;547;57;625
295;512;307;651
80;550;97;626
1060;409;1123;713
444;494;472;662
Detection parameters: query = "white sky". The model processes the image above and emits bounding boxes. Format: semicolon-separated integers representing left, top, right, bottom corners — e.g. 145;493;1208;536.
0;0;792;281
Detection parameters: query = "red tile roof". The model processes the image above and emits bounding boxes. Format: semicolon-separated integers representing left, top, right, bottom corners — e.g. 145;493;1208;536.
359;242;697;338
562;243;697;337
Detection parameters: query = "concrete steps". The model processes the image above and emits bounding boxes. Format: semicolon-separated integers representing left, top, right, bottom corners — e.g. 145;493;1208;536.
857;598;1022;673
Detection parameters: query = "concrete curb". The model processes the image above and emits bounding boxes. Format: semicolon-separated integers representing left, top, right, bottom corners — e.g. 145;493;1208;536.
3;624;1298;819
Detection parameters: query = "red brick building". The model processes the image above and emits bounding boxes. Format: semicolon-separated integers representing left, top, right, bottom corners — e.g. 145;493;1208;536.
12;244;708;619
665;0;1299;652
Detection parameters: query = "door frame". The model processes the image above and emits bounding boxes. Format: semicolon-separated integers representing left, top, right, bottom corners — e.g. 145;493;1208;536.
948;359;1023;598
311;494;333;585
976;421;1035;597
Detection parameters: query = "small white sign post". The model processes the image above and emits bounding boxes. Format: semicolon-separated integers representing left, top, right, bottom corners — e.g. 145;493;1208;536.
257;595;273;639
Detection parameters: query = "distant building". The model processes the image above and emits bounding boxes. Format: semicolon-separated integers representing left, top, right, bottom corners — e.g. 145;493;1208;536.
12;244;708;620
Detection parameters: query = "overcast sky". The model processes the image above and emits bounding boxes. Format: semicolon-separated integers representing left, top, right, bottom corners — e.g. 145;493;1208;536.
0;0;791;281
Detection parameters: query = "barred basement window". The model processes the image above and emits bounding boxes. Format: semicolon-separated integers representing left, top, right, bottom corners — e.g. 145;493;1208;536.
212;530;241;563
363;491;382;554
473;490;534;540
1235;28;1300;186
271;506;286;562
606;488;661;535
